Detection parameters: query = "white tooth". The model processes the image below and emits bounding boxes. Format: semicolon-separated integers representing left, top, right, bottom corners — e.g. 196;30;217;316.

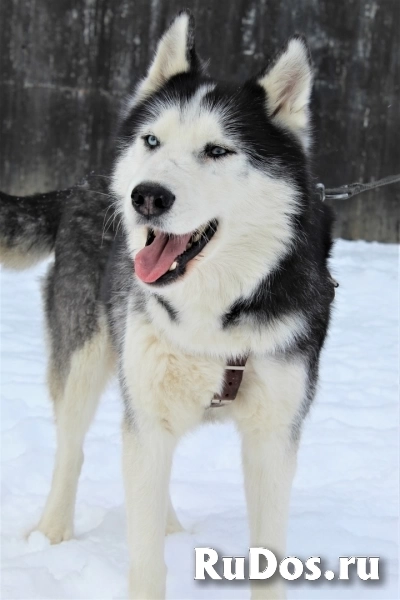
186;242;192;250
193;233;201;242
169;261;177;271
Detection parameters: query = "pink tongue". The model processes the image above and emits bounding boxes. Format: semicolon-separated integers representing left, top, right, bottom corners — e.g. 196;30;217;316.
135;232;192;283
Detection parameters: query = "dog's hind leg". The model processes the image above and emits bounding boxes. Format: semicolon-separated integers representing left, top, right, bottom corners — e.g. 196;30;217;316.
36;316;114;544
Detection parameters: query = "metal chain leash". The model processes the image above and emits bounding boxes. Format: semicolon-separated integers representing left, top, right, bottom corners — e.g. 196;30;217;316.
316;173;400;202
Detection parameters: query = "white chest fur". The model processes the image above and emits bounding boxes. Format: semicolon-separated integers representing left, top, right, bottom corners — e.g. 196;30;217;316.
123;303;309;433
145;293;307;359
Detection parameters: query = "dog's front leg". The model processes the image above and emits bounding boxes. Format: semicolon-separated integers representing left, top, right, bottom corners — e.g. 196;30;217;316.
123;416;175;600
241;429;296;600
121;312;223;599
233;358;307;600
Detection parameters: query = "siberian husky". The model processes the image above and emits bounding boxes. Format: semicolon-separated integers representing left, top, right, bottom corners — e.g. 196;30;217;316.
0;10;335;599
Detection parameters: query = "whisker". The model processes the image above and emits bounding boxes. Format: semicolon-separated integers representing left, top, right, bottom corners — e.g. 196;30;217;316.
112;209;122;231
102;210;115;245
102;204;114;227
114;215;123;238
101;198;122;245
84;189;113;198
88;174;113;181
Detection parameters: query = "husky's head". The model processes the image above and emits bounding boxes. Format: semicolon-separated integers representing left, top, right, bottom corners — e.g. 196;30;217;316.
112;10;313;291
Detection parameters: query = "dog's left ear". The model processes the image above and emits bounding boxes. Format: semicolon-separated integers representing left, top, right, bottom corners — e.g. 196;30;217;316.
132;10;199;106
257;36;313;148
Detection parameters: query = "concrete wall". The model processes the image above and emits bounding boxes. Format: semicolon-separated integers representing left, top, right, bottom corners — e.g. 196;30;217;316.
1;0;399;241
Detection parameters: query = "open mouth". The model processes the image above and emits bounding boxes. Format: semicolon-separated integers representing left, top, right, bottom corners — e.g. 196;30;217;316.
134;220;218;285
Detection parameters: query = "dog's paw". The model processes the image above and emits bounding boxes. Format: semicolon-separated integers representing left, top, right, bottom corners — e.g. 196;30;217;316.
165;514;185;535
166;500;185;535
30;518;73;545
251;582;286;600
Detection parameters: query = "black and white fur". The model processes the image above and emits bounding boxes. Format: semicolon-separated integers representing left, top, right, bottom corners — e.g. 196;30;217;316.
0;10;335;599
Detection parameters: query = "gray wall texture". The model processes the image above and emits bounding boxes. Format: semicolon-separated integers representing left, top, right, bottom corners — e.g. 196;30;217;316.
1;0;399;241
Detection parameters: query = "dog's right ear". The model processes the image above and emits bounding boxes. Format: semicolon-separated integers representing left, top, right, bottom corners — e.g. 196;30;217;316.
130;10;198;107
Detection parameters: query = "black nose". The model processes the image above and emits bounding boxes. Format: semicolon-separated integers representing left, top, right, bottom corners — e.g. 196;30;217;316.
131;183;175;219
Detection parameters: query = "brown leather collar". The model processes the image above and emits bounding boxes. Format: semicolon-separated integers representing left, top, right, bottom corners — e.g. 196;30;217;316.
210;356;248;407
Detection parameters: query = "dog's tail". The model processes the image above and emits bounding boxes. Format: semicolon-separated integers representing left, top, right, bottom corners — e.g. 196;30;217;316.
0;188;69;269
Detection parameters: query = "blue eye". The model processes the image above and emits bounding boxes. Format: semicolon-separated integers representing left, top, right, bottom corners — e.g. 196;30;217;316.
211;146;227;156
205;145;233;158
144;135;160;149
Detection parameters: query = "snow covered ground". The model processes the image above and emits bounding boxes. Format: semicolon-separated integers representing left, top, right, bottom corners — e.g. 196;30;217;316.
1;240;398;600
